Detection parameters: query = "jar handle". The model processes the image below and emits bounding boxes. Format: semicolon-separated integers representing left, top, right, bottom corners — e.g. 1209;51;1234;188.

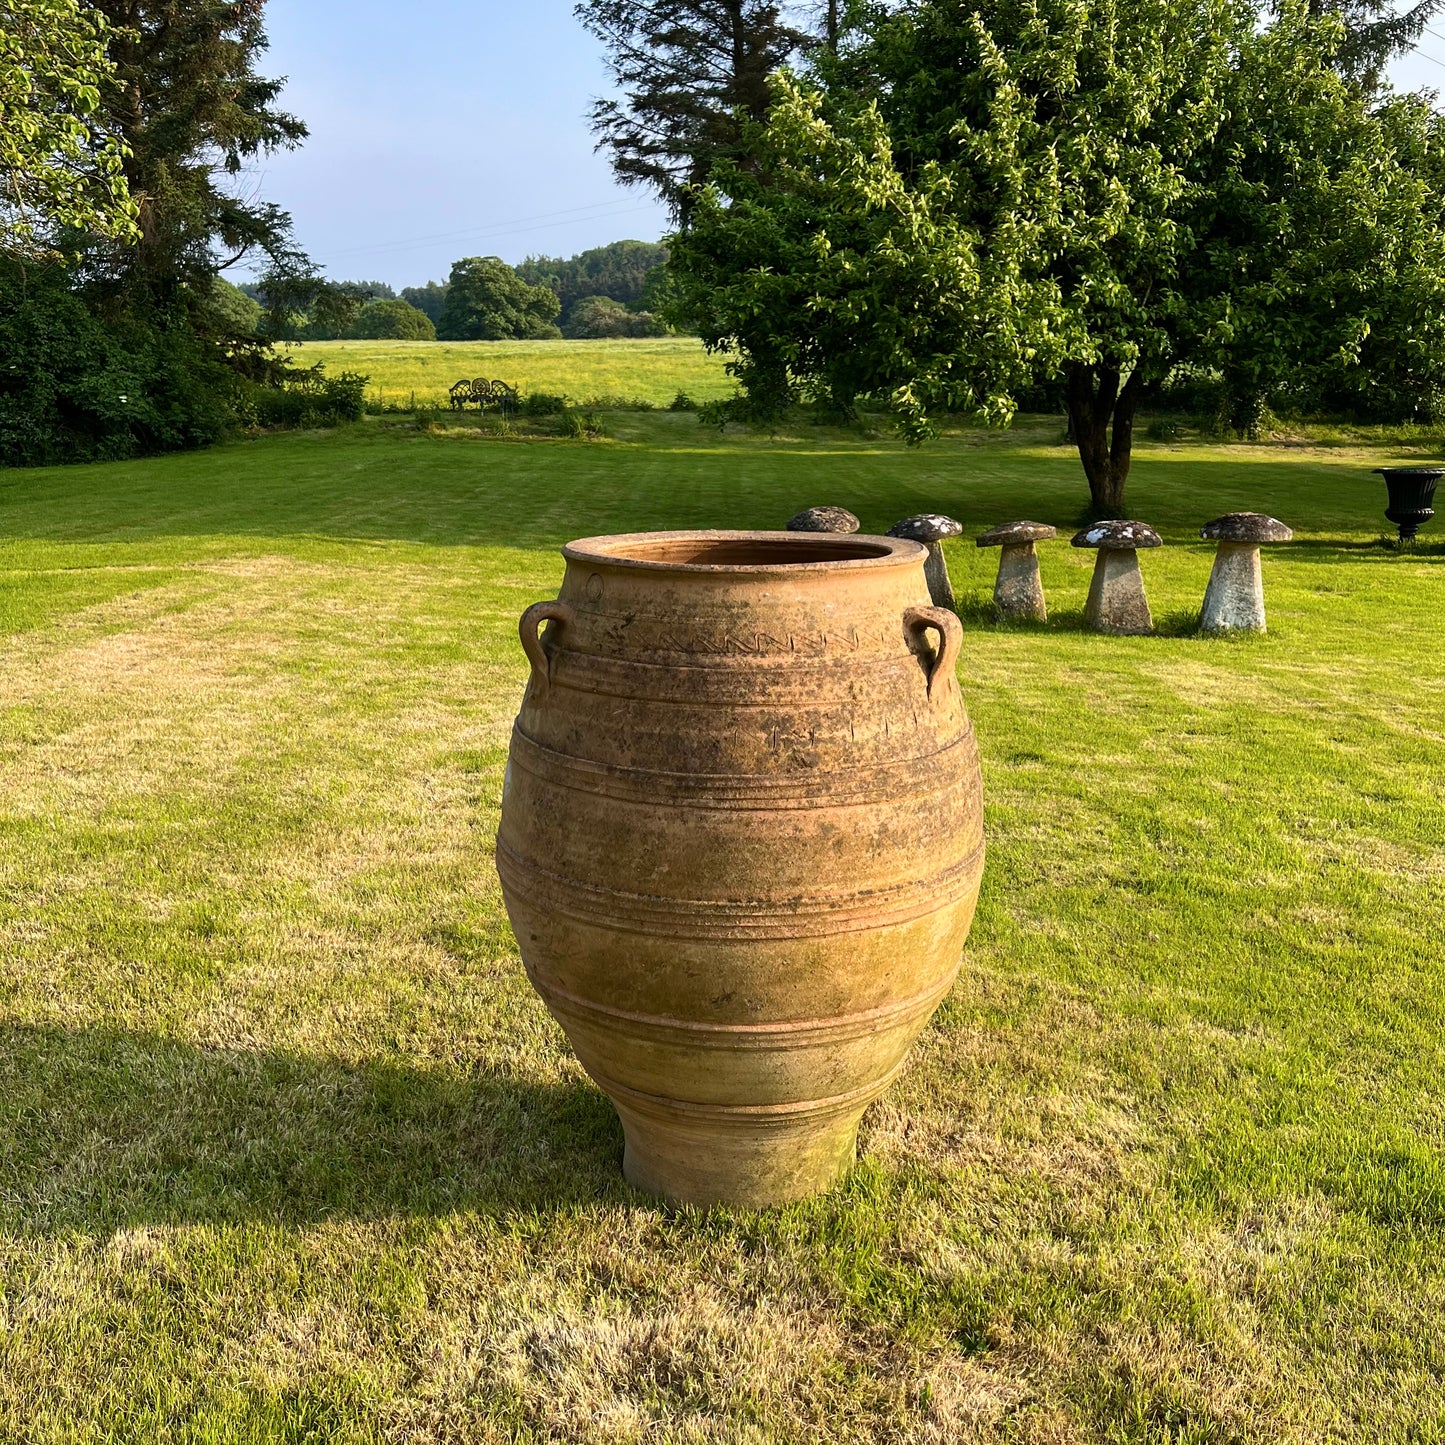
519;600;575;695
903;605;961;701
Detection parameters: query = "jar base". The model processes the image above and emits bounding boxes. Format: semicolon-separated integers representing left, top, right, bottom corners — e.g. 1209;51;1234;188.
616;1100;863;1208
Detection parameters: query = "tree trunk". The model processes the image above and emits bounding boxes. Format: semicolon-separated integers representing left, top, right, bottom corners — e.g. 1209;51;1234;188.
1065;363;1145;517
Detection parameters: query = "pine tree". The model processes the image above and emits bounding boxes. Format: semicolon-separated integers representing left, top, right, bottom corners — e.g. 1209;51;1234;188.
1296;0;1444;90
89;0;307;303
576;0;809;210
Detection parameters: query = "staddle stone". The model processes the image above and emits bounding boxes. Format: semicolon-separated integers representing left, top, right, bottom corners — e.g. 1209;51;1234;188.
888;514;963;611
977;521;1056;621
1071;520;1162;635
787;506;860;534
1199;513;1292;634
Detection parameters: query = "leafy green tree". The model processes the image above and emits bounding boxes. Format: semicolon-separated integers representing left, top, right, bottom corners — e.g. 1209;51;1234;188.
672;0;1445;512
294;280;392;339
399;280;448;324
1;0;138;258
576;0;809;210
564;294;668;337
208;276;262;335
348;297;436;340
436;256;561;341
518;239;668;317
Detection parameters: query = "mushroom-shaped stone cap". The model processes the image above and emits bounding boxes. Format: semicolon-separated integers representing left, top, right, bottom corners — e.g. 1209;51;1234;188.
1199;512;1293;543
786;505;860;534
976;520;1058;548
1070;519;1163;550
886;513;963;543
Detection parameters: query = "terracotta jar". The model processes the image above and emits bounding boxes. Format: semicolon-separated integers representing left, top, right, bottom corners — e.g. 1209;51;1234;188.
496;531;985;1207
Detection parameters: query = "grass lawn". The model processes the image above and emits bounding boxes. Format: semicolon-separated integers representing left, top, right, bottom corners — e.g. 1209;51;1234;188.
289;337;735;410
0;410;1442;1442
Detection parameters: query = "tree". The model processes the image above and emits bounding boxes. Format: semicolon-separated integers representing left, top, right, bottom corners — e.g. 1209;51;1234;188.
564;294;669;337
400;280;448;324
336;278;394;300
670;0;1445;513
1;0;138;258
576;0;809;210
0;256;240;465
518;239;669;319
1290;0;1444;91
348;297;436;340
1;0;317;464
294;280;393;339
436;257;561;341
88;0;307;301
208;275;262;335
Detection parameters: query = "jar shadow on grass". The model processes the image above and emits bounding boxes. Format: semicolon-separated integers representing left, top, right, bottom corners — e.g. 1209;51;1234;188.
0;1022;627;1236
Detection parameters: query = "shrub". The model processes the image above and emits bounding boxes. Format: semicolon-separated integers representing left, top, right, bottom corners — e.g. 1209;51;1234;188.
248;366;368;428
697;388;789;432
576;394;655;411
560;406;606;439
0;261;243;467
522;391;568;416
669;390;697;411
563;294;668;339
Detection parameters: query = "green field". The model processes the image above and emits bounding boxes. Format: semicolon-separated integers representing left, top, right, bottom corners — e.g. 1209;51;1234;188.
1;410;1443;1441
290;336;735;408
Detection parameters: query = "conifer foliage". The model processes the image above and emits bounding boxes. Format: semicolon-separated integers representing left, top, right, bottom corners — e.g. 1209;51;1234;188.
576;0;808;210
1294;0;1445;91
89;0;308;299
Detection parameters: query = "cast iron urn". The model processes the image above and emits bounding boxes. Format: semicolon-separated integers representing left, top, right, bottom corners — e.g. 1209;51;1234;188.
1375;467;1443;542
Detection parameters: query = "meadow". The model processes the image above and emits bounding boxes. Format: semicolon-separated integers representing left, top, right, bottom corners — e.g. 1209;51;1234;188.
290;336;735;409
0;406;1442;1442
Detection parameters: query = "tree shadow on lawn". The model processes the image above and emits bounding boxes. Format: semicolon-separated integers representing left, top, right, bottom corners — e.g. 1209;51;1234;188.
1272;535;1445;561
0;1022;627;1236
2;430;1419;552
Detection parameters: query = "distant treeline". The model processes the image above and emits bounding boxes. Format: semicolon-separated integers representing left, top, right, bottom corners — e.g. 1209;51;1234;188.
240;240;672;342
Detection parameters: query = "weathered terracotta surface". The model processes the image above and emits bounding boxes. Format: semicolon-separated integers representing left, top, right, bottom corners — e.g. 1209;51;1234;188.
496;531;985;1207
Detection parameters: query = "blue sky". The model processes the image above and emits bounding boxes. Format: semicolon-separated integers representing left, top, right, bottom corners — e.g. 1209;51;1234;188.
239;0;1444;293
235;0;670;290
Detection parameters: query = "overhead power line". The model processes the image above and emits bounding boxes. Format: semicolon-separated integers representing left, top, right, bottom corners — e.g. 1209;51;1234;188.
319;198;664;264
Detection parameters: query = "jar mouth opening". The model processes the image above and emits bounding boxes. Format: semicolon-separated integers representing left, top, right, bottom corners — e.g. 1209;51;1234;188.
562;530;923;573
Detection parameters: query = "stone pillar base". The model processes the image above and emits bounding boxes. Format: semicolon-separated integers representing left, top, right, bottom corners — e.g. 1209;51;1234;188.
1201;542;1265;633
1084;550;1152;634
994;542;1047;620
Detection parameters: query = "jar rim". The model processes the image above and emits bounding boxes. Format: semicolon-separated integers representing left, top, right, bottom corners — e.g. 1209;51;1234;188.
561;529;927;574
